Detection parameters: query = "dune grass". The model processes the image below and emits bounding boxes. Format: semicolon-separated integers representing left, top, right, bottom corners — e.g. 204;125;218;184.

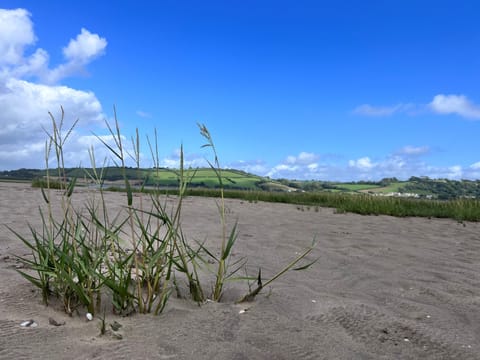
10;107;316;316
172;189;480;222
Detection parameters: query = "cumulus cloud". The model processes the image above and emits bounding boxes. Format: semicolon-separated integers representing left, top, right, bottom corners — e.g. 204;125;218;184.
0;78;105;168
446;165;462;179
0;78;102;141
466;162;480;179
229;160;269;175
266;151;322;179
0;8;35;66
429;94;480;119
354;94;480;120
0;8;107;170
160;149;208;169
260;150;429;181
0;9;106;83
64;28;107;63
285;152;319;165
11;48;49;79
470;162;480;170
343;154;441;181
348;157;375;170
342;153;474;181
45;28;107;83
253;145;476;182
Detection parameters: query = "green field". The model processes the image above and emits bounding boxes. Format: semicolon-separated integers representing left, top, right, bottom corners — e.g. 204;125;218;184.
333;183;382;191
330;182;412;194
361;182;410;194
2;167;266;190
144;168;266;189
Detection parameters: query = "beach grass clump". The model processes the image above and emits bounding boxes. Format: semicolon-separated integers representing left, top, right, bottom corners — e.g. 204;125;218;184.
31;177;63;189
11;107;317;316
178;189;480;222
10;110;104;314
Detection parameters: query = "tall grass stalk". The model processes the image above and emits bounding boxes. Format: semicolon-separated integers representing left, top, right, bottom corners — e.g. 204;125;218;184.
198;124;234;301
197;124;317;302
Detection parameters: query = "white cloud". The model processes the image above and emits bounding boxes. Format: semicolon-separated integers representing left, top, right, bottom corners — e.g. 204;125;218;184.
160;149;208;169
447;165;462;179
229;160;269;175
253;146;476;182
342;155;471;181
429;94;480;119
190;148;480;182
0;78;105;169
348;157;375;170
470;162;480;170
76;134;120;148
266;151;321;179
285;152;319;165
61;133;139;168
354;95;480;120
63;28;107;63
44;28;107;83
0;8;35;66
0;78;103;140
0;9;106;83
466;162;480;179
12;48;49;79
353;103;413;117
0;8;107;170
343;152;466;181
258;151;447;181
397;145;430;156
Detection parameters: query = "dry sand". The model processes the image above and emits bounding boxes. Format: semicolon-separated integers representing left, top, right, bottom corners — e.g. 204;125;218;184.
1;182;480;359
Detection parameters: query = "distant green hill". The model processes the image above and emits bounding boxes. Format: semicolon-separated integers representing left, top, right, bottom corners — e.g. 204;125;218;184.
276;176;480;200
1;169;479;199
0;167;291;192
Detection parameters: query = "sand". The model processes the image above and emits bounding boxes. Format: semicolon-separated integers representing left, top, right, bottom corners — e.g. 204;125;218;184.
1;182;480;359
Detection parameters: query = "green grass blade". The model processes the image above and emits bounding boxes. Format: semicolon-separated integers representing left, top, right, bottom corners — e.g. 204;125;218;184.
65;177;77;197
292;257;319;271
222;222;238;261
40;186;50;204
16;270;45;289
125;178;133;206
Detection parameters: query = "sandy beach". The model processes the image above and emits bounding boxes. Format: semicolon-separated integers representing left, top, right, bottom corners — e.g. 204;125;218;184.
1;182;479;359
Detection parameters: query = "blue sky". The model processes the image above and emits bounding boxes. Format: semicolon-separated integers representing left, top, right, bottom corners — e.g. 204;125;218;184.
1;1;480;181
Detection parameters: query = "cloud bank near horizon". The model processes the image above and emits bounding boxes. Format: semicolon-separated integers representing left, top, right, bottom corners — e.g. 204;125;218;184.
234;145;480;182
354;94;480;120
